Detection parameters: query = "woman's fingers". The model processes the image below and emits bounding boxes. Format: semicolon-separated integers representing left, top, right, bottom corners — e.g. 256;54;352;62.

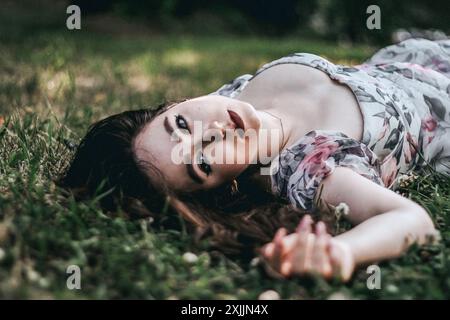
329;240;355;282
311;222;325;267
298;216;314;271
285;219;333;279
296;215;313;247
259;228;290;280
274;227;287;247
262;242;275;257
279;233;299;253
321;237;333;278
262;228;287;273
296;214;313;233
274;228;287;260
263;219;355;282
312;222;333;278
286;216;314;275
263;219;350;281
280;260;291;276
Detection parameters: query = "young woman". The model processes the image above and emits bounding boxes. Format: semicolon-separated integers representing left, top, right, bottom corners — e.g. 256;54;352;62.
58;38;449;281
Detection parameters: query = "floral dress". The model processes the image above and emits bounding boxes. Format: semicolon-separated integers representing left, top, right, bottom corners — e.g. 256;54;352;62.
210;39;450;212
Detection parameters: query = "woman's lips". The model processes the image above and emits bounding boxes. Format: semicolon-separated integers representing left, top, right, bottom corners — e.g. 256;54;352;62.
227;110;245;131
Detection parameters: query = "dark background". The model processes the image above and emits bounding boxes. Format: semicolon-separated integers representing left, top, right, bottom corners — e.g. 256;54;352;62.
2;0;449;44
72;0;449;43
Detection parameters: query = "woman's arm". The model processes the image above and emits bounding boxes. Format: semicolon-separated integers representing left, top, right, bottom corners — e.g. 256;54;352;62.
321;166;438;265
260;167;439;281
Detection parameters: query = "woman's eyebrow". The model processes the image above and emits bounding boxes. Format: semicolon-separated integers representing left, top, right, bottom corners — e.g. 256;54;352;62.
164;116;203;184
163;116;173;135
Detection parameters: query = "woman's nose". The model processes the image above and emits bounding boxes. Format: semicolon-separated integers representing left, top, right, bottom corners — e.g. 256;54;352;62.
210;120;235;135
203;121;232;143
211;121;225;137
189;121;234;148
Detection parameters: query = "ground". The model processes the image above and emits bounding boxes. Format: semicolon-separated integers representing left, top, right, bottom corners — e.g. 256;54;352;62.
1;23;450;299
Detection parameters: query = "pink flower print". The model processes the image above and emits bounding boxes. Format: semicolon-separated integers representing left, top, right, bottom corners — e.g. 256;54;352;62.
404;132;418;164
406;132;418;150
377;123;389;142
380;156;398;187
430;58;448;73
299;141;339;177
407;63;437;75
313;134;331;146
404;143;412;164
407;63;426;72
421;116;437;132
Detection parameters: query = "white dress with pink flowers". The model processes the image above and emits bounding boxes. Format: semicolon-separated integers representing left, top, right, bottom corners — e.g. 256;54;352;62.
212;38;450;212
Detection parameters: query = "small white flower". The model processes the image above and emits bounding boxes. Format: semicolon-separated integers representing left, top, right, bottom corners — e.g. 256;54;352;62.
335;202;350;216
182;252;198;264
250;257;260;267
27;269;40;282
397;174;408;184
38;278;50;288
397;173;418;188
147;253;156;263
386;284;399;293
327;291;351;300
258;290;280;300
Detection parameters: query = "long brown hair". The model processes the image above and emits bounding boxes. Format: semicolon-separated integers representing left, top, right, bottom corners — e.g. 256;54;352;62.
56;101;308;259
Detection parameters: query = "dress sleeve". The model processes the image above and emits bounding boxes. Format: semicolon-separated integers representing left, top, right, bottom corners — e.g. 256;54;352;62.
270;130;384;212
208;74;253;98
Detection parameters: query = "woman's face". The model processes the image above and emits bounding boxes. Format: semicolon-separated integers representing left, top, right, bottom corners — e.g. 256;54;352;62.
134;95;262;192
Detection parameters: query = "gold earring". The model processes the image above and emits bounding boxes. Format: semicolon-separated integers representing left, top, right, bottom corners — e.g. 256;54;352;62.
231;179;239;195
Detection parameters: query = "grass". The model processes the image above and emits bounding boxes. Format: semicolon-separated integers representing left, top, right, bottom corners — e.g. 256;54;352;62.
1;24;450;299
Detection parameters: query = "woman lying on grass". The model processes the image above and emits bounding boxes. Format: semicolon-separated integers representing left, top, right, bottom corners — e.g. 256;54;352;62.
58;38;450;281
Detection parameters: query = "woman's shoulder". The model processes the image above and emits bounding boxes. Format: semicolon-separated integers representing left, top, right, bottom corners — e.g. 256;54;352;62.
209;53;337;98
253;52;337;79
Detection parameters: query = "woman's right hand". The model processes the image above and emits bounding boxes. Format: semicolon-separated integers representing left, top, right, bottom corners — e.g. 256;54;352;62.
259;215;355;281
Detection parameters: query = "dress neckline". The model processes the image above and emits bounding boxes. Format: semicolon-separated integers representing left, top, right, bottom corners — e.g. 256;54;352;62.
244;53;370;146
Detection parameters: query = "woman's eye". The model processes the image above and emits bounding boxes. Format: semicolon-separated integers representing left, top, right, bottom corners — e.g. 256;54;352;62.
175;114;189;131
198;153;212;176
